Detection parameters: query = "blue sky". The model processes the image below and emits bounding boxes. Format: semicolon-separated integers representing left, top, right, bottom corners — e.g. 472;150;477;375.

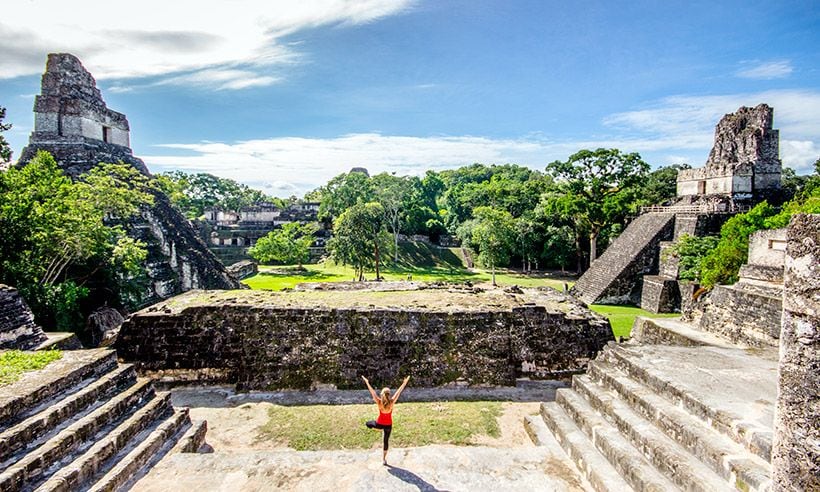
2;0;819;196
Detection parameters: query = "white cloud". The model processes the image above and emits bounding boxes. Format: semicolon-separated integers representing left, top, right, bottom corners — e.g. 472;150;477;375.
142;89;820;196
1;0;414;89
736;60;793;80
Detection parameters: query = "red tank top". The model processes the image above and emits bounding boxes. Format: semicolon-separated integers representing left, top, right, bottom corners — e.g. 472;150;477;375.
376;407;393;425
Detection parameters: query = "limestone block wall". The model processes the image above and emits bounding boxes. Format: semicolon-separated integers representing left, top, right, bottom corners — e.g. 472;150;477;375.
116;303;613;390
696;284;782;347
772;214;819;490
748;228;787;268
0;285;47;350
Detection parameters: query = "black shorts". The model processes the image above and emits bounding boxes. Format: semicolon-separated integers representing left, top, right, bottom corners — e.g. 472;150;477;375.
365;420;392;450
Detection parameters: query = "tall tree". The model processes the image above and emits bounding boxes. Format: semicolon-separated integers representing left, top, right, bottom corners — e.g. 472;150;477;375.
248;222;317;267
0;106;12;164
545;148;649;264
470;206;516;286
327;202;391;281
373;173;412;262
154;171;274;218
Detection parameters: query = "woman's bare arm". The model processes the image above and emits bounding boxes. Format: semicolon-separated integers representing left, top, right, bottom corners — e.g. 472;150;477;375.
392;376;410;402
361;376;379;403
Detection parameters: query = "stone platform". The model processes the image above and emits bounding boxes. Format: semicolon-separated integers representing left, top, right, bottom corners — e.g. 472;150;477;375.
132;445;588;491
117;286;613;390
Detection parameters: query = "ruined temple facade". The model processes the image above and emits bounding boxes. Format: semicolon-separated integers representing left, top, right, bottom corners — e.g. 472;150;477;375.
573;104;782;309
18;53;240;306
676;104;782;204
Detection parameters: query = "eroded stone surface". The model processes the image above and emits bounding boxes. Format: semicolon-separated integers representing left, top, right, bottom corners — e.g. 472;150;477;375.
132;446;588;492
772;214;820;491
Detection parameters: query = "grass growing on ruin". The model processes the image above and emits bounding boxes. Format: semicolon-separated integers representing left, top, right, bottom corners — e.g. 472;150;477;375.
256;401;502;451
243;263;573;292
590;305;680;338
0;349;62;386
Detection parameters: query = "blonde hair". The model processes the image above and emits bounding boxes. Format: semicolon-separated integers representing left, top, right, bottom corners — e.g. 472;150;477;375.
380;387;392;409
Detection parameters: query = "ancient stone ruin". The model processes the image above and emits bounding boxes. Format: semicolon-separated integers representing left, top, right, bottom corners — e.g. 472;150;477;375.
0;284;47;350
0;348;205;490
116;287;613;389
572;104;783;309
17;53;241;307
526;215;819;492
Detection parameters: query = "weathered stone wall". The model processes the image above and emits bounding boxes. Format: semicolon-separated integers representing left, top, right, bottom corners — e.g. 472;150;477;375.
693;284;782;347
0;284;47;350
116;290;613;390
747;228;787;268
772;214;820;490
639;276;680;314
226;260;258;281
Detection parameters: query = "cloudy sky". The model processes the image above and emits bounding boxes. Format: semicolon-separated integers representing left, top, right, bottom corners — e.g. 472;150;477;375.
2;0;819;196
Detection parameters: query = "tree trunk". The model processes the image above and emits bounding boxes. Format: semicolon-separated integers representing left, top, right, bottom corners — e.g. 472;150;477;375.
374;242;381;280
394;230;399;263
589;229;601;263
575;234;584;274
491;262;496;287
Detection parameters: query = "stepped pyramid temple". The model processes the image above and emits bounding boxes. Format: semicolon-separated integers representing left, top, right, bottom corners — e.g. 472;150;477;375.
572;104;783;313
0;53;816;490
17;53;241;307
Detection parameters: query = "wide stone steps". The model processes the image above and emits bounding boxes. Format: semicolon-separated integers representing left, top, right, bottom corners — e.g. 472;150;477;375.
550;389;677;491
571;375;732;491
587;359;771;490
0;349;205;492
34;393;175;491
0;365;136;463
600;344;773;461
529;409;633;492
572;213;675;305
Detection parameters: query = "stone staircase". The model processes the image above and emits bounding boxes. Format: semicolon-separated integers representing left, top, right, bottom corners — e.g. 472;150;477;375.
0;349;205;491
526;318;776;491
571;213;676;305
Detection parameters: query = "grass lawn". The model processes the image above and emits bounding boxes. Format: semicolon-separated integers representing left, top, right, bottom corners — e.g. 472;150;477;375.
0;349;62;386
243;263;574;292
590;305;680;339
256;401;502;450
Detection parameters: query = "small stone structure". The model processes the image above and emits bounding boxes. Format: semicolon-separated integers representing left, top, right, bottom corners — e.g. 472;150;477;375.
573;104;782;309
0;284;47;350
17;53;241;307
225;260;258;281
116;287;613;390
687;228;786;347
772;214;819;490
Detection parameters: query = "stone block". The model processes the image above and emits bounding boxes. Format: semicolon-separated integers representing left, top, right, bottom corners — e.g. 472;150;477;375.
772;214;820;491
639;275;680;313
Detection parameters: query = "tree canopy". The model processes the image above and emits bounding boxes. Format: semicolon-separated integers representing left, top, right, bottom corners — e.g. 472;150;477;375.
543;148;650;265
154;171;277;218
0;107;12;164
0;151;153;330
248;222;317;267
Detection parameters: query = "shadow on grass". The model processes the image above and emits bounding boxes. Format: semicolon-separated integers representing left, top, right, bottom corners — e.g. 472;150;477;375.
387;465;447;492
